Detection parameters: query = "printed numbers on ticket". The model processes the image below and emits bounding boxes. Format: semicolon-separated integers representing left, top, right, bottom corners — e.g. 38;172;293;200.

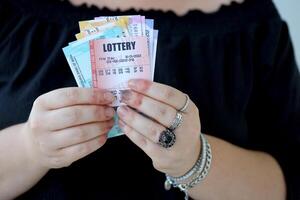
90;36;151;106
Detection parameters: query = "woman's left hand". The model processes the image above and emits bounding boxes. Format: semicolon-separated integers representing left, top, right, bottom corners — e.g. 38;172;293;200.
117;79;201;177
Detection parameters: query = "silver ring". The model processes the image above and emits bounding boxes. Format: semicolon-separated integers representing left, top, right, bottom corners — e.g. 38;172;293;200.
158;129;176;148
169;112;183;131
179;94;190;112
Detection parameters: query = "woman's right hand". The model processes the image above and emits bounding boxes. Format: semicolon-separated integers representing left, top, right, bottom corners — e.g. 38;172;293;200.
23;87;115;170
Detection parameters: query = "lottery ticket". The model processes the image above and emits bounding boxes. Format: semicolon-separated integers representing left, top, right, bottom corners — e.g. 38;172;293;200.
79;16;128;31
76;19;129;40
152;30;159;80
94;15;145;37
63;26;126;87
90;36;151;106
62;15;158;138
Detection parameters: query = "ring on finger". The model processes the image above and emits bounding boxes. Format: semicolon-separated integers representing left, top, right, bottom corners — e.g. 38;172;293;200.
179;94;190;113
158;129;176;148
168;112;183;132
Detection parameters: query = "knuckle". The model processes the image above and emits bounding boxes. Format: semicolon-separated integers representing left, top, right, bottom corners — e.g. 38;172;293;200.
89;89;98;103
74;127;86;142
93;106;105;119
33;96;43;108
63;159;73;168
29;117;41;131
162;88;175;100
65;108;81;124
148;124;160;141
90;88;105;103
132;92;143;107
156;106;167;117
65;88;80;104
136;136;147;148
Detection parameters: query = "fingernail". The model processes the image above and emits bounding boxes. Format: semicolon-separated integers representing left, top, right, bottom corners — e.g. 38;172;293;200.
117;106;129;118
128;79;151;92
109;119;115;126
118;120;126;128
106;120;114;129
104;92;115;102
105;107;115;118
128;79;138;89
120;90;132;103
99;135;107;144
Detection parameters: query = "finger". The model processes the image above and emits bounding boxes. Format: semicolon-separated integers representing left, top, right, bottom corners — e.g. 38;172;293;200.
117;106;165;143
128;79;189;111
45;105;115;131
35;87;115;110
118;119;162;158
47;120;114;149
120;90;177;128
53;135;107;167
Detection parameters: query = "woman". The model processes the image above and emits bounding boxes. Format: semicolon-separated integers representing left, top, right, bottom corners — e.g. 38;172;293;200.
0;0;299;199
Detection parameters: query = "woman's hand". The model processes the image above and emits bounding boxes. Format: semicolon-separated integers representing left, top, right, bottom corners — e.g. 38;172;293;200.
117;79;201;177
23;87;115;170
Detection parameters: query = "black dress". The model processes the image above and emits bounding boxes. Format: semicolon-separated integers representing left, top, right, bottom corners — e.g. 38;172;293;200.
0;0;299;199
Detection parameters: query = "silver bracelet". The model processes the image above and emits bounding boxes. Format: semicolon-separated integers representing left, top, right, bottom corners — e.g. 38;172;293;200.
166;133;207;182
164;133;212;200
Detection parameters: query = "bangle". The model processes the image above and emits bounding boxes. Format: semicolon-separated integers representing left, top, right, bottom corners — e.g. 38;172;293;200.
168;134;207;182
164;133;212;200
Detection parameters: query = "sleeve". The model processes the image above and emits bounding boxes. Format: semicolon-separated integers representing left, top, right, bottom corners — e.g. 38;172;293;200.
247;20;300;200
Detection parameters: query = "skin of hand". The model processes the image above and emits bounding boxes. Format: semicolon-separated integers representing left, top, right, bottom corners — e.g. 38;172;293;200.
23;87;116;170
117;79;201;177
0;82;285;200
117;79;286;200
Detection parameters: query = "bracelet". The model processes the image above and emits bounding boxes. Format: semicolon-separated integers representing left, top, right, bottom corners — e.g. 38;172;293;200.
164;133;212;200
168;134;207;182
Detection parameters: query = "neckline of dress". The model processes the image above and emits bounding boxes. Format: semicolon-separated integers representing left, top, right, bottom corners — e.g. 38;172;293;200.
63;0;245;18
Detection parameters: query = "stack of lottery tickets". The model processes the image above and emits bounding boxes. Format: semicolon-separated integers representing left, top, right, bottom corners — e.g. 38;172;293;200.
63;15;158;138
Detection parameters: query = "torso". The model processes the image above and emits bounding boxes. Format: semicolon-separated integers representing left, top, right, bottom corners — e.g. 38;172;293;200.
1;0;285;199
69;0;244;15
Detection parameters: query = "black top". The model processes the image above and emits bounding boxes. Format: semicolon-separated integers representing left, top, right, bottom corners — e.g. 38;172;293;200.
0;0;299;199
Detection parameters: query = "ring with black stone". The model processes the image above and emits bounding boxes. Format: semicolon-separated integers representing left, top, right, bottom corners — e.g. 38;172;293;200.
158;129;176;148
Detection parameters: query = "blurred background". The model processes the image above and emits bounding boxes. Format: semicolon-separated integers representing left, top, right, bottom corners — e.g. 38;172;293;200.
274;0;300;68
